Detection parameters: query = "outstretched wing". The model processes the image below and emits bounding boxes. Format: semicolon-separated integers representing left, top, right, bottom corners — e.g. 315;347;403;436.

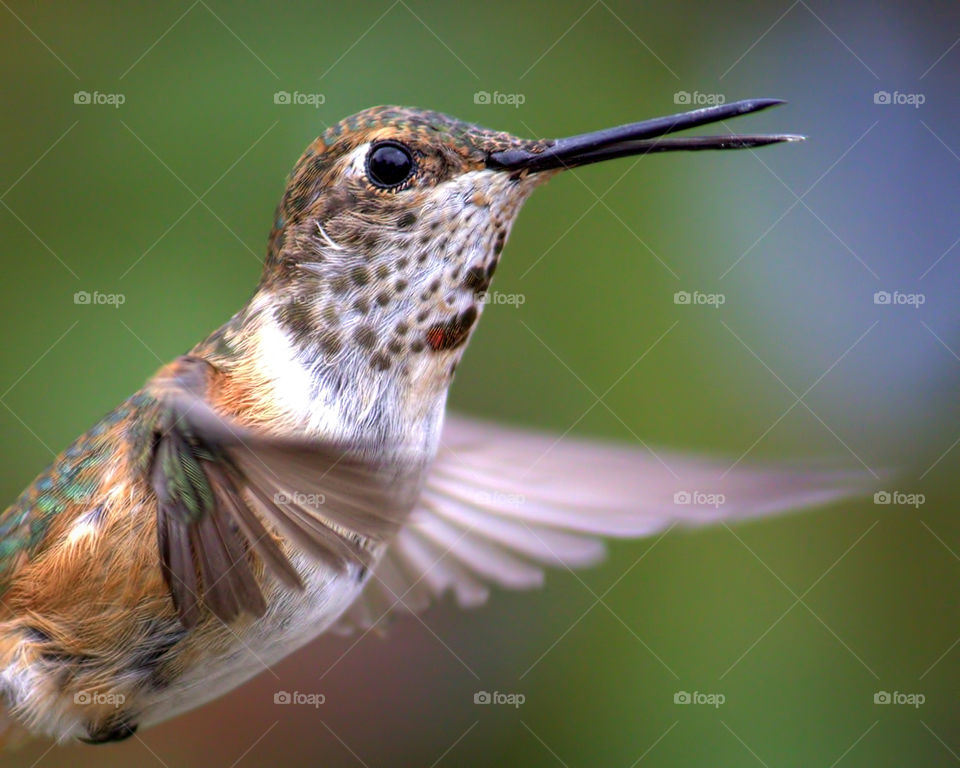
333;414;872;633
143;356;420;628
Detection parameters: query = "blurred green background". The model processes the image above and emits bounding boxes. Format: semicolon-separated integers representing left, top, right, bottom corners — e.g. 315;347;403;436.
1;0;958;765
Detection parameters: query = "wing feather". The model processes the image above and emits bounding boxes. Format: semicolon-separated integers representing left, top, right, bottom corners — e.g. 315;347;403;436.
334;414;874;633
146;356;420;628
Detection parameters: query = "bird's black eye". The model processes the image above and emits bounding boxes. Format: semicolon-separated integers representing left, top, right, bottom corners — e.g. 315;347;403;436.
366;142;415;189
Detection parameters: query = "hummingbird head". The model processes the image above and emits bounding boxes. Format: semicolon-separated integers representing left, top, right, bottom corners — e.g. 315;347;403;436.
255;101;798;403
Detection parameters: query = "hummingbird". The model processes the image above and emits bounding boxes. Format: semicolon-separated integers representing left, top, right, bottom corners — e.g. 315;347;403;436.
0;99;863;746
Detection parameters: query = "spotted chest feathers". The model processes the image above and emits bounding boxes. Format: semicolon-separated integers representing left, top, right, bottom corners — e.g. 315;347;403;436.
265;168;541;435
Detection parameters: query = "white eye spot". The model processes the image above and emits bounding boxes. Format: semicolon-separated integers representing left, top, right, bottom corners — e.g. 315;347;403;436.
346;143;371;177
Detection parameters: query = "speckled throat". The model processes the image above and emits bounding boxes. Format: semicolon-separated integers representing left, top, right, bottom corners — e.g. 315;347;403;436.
190;100;797;447
260;168;541;446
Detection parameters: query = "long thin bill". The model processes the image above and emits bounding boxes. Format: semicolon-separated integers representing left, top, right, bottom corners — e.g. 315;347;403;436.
487;98;803;172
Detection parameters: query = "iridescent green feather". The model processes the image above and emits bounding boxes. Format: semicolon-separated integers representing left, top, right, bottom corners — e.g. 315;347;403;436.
0;393;149;594
154;406;222;523
0;385;233;596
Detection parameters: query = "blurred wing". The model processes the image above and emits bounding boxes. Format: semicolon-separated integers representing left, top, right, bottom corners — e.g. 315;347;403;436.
333;413;871;633
147;356;419;628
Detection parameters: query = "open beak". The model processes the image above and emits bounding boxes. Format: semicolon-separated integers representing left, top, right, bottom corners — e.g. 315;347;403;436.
486;98;802;172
